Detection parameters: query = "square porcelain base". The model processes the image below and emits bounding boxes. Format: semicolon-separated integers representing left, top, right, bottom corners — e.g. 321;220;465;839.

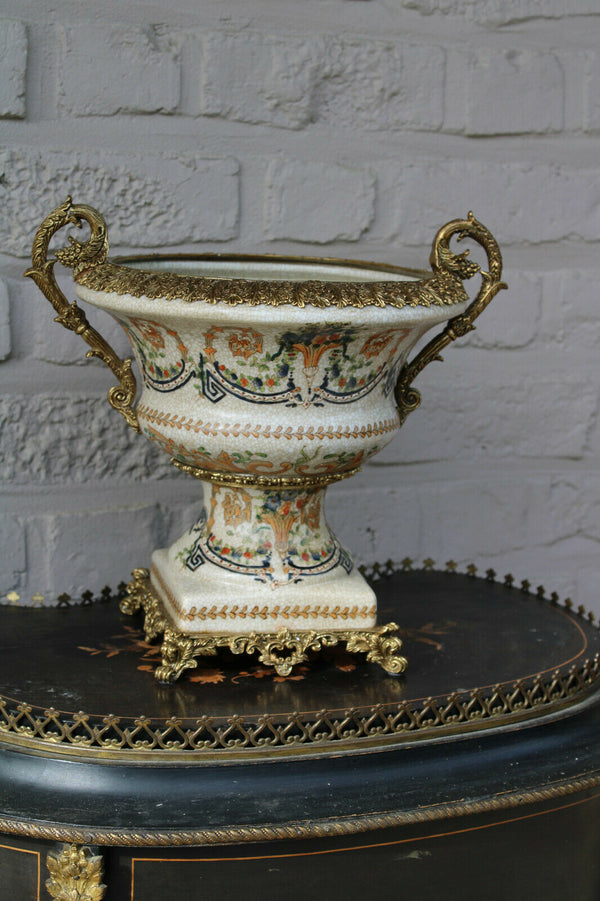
121;567;407;682
150;548;377;634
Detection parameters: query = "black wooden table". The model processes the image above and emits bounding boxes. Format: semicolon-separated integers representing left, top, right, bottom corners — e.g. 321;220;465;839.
1;564;599;900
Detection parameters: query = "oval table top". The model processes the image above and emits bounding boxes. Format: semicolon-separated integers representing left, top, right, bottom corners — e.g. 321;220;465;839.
0;563;599;845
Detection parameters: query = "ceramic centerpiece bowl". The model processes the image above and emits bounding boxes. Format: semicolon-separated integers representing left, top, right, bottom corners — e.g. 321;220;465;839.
27;198;505;676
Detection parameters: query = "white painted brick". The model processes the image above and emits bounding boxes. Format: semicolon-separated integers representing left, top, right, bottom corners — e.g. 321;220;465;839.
311;39;445;131
7;272;132;364
373;159;600;247
0;515;26;596
375;373;597;464
45;504;164;598
536;270;567;347
0;20;27;119
58;25;180;116
264;159;375;242
328;480;423;565
0;486;202;603
585;408;600;459
470;0;600;24
200;33;320;129
572;559;600;619
31;273;131;366
340;472;600;617
480;538;600;618
553;478;600;544
418;479;532;560
556;270;600;352
463;269;541;351
536;268;600;356
8;271;130;366
0;395;176;484
19;517;52;602
0;149;239;256
0;278;10;360
200;33;444;131
403;0;600;24
462;49;564;135
583;52;600;133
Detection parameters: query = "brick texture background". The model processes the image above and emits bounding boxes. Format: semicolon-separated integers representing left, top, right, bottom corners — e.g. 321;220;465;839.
1;0;600;615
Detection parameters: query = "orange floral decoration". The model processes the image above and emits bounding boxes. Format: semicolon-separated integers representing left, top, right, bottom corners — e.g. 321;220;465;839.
131;317;189;356
228;328;263;359
359;328;409;360
292;332;342;369
222;488;253;526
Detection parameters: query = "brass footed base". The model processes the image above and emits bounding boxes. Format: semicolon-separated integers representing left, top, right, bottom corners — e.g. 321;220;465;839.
121;568;407;683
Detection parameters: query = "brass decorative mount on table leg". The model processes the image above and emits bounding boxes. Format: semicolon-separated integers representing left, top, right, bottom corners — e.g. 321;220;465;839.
121;569;408;683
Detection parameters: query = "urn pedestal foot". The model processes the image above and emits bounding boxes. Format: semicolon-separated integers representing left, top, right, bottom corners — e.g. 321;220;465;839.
152;481;379;633
121;568;407;683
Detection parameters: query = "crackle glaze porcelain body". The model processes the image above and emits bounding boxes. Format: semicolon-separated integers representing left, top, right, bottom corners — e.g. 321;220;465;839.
79;264;465;632
27;200;505;635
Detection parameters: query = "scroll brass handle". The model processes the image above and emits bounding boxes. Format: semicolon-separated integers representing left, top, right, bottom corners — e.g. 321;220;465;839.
25;197;140;432
395;212;507;425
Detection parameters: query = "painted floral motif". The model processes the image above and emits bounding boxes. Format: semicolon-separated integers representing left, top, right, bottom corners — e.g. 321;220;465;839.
122;316;193;391
178;485;351;585
360;329;408;359
142;424;374;480
228;327;263;359
222;487;253;527
123;317;414;407
204;325;401;407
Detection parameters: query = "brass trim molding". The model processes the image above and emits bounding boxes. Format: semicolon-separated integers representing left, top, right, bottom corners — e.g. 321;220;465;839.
1;772;599;848
25;197;474;310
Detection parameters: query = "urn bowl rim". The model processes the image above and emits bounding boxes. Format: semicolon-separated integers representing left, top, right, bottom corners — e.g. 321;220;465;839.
73;251;468;311
113;251;431;284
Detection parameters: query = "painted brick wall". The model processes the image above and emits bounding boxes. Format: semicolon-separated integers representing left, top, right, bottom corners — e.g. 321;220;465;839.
1;0;600;615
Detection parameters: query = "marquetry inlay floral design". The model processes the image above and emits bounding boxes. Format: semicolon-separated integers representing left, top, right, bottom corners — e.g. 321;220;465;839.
76;614;458;682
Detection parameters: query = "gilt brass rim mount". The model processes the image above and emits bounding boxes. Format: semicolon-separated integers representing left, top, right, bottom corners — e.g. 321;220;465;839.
170;457;363;490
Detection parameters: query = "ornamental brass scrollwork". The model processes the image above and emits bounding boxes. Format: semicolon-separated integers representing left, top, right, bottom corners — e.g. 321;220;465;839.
118;568;407;682
395;212;507;424
153;622;406;683
25;197;139;432
46;844;106;901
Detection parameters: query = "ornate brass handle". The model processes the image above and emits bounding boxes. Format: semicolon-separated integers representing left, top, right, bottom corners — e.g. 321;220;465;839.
25;197;139;432
395;212;506;425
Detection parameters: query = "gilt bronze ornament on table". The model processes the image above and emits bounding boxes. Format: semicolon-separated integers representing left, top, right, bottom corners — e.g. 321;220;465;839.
26;197;505;682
